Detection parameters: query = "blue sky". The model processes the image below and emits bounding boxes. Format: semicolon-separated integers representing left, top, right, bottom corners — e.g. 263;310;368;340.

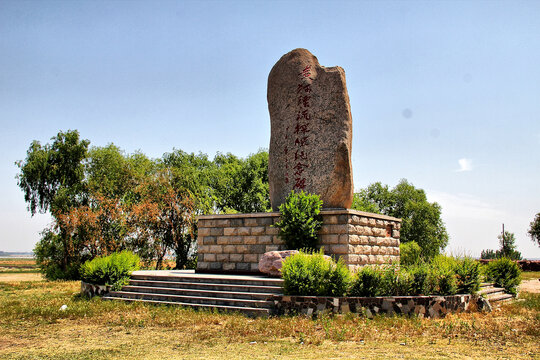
1;0;539;258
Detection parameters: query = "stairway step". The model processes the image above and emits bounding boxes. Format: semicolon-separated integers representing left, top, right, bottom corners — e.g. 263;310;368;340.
102;296;270;317
480;282;495;287
130;273;283;287
129;279;283;294
478;287;506;296
488;293;514;304
120;285;278;300
107;290;274;308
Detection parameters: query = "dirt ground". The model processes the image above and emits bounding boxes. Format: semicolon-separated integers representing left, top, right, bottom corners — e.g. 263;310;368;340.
520;279;540;293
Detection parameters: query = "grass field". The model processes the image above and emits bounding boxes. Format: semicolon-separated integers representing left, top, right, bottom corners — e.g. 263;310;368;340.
0;272;539;360
0;258;40;274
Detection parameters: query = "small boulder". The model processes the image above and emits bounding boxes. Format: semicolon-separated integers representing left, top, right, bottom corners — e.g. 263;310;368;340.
258;250;299;277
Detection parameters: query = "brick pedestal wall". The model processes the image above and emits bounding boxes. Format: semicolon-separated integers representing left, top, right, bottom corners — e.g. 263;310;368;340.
197;209;401;274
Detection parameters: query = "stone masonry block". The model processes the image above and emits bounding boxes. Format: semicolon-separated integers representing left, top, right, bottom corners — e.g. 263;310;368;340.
198;227;211;237
215;219;230;227
244;254;258;263
338;215;348;224
209;245;223;254
223;263;236;271
348;234;360;244
230;254;243;262
325;215;338;224
376;219;384;228
238;227;251;236
223;227;238;236
204;254;216;262
223;245;236;253
217;254;230;262
245;218;258;227
244;236;258;244
197;261;209;270
237;262;250;271
258;235;273;244
359;236;369;245
250;263;259;271
251;226;266;236
210;228;224;236
265;245;280;252
236;245;249;253
228;236;244;245
372;246;380;255
393;230;400;238
338;234;349;244
368;236;378;245
265;226;279;235
250;244;266;253
359;217;369;225
257;217;274;226
329;244;348;254
273;235;285;245
321;234;339;244
230;218;243;227
217;237;229;245
210;262;222;270
350;215;360;224
203;237;217;245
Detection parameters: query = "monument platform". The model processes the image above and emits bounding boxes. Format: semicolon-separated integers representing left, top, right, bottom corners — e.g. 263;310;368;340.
196;209;401;274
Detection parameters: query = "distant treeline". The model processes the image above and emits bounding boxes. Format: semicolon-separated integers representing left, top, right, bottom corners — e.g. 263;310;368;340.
0;251;34;257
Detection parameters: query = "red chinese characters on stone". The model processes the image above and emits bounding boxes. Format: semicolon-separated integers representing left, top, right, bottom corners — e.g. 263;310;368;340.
296;109;310;121
299;65;311;78
293;177;306;190
297;83;312;93
294;123;309;135
297;95;311;108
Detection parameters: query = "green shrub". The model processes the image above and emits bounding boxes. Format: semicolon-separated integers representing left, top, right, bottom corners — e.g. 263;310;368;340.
80;251;140;291
400;241;422;266
407;263;436;295
281;249;351;296
350;266;383;297
430;255;457;295
485;257;521;295
274;191;323;250
454;257;481;294
379;266;413;296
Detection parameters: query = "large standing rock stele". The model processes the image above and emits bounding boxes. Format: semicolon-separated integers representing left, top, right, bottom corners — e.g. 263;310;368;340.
267;48;353;210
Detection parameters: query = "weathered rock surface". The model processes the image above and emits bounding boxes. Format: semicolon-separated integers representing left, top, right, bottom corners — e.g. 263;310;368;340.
258;250;299;277
267;48;353;210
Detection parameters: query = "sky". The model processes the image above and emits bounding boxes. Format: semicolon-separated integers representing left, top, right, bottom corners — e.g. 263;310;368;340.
0;0;539;258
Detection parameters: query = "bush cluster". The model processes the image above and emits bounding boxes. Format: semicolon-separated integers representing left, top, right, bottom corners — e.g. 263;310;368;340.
484;257;521;295
282;252;485;297
274;191;323;251
80;251;140;290
281;249;351;296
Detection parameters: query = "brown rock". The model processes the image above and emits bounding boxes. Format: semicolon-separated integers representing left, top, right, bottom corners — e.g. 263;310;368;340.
258;250;299;277
268;48;353;210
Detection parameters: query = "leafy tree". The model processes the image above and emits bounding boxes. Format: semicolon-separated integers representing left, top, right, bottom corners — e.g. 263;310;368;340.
211;150;270;213
351;179;448;259
16;130;90;215
481;230;522;260
528;213;540;247
130;170;196;270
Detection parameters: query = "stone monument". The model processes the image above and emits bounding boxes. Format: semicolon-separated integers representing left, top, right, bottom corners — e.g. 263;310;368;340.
267;48;353;210
196;49;401;274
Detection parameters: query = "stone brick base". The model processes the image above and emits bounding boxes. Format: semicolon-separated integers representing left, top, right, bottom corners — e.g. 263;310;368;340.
196;209;401;273
271;294;472;319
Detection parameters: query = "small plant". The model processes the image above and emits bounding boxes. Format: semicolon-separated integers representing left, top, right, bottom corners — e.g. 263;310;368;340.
274;190;323;251
484;257;521;295
281;249;351;296
350;266;383;297
80;251;140;291
454;257;481;294
407;263;436;295
379;266;413;296
430;255;458;295
400;241;422;266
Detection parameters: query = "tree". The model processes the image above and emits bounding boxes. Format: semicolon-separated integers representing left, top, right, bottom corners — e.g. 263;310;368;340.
528;213;540;247
211;150;270;213
497;231;521;260
351;179;448;259
481;229;522;260
16;130;90;215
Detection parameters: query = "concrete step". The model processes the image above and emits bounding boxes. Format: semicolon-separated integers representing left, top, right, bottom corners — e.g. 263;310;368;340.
488;293;514;304
120;285;278;300
478;286;506;297
102;296;270;317
129;279;283;294
130;273;283;287
106;290;274;309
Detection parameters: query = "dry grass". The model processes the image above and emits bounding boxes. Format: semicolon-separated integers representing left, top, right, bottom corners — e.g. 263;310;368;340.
0;279;539;359
0;258;39;274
